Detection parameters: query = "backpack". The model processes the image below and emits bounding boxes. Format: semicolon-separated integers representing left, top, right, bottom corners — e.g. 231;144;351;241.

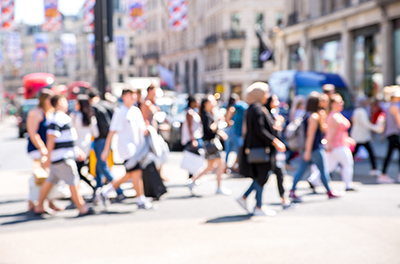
285;117;306;151
93;101;114;139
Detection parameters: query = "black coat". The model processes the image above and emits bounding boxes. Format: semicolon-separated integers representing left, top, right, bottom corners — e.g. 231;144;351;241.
239;102;278;186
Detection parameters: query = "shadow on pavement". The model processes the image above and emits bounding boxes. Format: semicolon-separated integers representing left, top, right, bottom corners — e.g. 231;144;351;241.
205;214;252;224
0;199;26;205
164;194;203;200
0;211;53;226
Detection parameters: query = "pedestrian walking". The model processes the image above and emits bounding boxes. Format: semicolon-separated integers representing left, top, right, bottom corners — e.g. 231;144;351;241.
380;89;400;183
181;96;204;178
351;96;383;176
88;91;126;202
34;94;94;216
289;92;340;202
99;87;153;209
224;94;247;173
70;94;99;192
26;89;64;212
236;82;286;216
188;95;231;195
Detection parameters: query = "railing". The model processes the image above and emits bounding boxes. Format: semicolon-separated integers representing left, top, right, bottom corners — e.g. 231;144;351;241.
221;30;246;40
142;52;159;60
287;12;298;26
204;34;219;46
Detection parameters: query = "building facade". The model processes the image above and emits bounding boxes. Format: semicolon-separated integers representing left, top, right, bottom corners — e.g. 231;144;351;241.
275;0;400;97
134;0;284;99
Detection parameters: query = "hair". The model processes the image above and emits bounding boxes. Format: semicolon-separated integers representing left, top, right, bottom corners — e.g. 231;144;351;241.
38;89;53;110
200;96;213;117
77;94;94;126
289;95;305;121
87;89;99;99
328;93;343;112
245;82;269;104
228;94;239;107
50;94;66;108
323;84;335;94
121;88;134;96
306;92;321;113
187;96;197;109
265;95;273;112
147;84;155;92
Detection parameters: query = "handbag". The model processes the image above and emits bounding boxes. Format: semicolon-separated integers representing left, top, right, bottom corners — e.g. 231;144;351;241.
204;138;223;155
181;150;206;175
32;160;49;185
245;147;271;164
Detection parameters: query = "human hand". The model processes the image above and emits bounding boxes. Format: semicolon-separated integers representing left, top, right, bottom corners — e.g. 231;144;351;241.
191;139;198;148
39;147;48;156
273;138;286;152
303;151;311;162
101;150;109;161
77;149;86;162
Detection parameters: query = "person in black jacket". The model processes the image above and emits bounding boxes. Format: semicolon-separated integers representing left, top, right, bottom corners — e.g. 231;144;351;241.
88;90;125;202
188;95;231;195
236;82;286;216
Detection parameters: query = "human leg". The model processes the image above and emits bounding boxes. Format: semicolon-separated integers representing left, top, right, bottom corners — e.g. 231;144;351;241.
310;149;331;192
291;156;310;191
382;136;396;174
334;147;354;189
34;181;54;213
363;142;377;170
76;160;95;191
253;180;264;208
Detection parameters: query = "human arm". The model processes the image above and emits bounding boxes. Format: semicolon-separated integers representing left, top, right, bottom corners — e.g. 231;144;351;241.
90;116;100;138
389;105;400;129
186;111;198;147
326;113;340;152
101;131;116;161
358;108;383;133
303;113;319;162
140;100;152;126
26;109;47;156
42;133;56;168
225;106;235;127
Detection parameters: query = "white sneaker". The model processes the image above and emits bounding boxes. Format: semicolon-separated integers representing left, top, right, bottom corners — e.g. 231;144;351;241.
369;169;381;176
253;206;276;217
377;175;395;184
216;187;232;196
236;197;248;212
138;201;153;210
187;179;199;194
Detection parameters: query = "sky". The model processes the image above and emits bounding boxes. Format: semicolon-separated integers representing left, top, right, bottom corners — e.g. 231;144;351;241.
15;0;86;25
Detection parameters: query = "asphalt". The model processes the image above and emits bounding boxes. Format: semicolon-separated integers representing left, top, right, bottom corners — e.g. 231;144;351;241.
0;116;399;264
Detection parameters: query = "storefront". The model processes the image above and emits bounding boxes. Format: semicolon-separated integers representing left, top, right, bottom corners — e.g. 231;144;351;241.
312;35;343;73
394;19;400;85
352;25;382;96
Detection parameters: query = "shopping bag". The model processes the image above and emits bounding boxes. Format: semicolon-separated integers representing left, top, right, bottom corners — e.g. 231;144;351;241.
180;150;205;175
142;162;167;199
32;160;49;185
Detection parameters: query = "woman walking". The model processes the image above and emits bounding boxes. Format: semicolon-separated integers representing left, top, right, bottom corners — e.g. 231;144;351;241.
379;90;400;183
70;94;99;192
351;97;383;176
289;92;339;202
188;95;231;195
325;94;356;191
236;82;286;216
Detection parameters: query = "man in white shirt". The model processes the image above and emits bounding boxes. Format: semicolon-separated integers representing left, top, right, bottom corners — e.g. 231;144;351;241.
99;88;153;209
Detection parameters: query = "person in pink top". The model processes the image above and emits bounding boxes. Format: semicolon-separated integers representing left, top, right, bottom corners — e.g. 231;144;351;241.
325;94;356;191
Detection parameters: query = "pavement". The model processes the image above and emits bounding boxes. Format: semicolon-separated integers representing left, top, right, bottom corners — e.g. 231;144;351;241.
0;116;399;264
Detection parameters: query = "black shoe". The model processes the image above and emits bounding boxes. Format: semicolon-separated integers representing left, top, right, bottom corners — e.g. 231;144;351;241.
345;188;357;192
114;193;127;203
78;207;95;217
307;181;317;193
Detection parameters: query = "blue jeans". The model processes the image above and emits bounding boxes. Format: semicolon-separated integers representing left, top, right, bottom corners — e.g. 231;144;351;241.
93;139;123;195
243;180;264;208
224;129;243;164
291;148;331;192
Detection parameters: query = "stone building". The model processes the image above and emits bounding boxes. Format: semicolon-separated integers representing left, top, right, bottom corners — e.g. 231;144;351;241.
275;0;400;96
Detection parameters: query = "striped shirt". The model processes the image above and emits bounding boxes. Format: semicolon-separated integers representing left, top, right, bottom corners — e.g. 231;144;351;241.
47;111;78;163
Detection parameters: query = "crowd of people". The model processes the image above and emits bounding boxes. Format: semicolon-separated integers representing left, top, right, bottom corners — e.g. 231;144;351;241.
25;81;400;217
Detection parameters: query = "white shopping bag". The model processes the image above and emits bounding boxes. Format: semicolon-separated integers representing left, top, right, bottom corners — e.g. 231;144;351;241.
180;150;206;175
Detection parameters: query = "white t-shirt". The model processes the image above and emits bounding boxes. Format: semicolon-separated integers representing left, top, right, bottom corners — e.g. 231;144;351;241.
109;105;146;161
70;111;99;156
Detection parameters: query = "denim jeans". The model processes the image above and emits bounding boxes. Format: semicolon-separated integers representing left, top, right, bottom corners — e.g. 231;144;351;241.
224;128;243;164
93;139;123;195
291;148;331;192
243;180;264;208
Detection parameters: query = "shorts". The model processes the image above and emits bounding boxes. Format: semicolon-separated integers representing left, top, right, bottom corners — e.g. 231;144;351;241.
47;159;80;186
124;160;141;172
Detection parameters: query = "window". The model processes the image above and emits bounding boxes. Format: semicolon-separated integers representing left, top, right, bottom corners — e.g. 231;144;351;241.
184;60;189;93
394;20;400;84
149;65;157;77
276;12;283;27
129;73;134;77
117;18;122;28
255;13;263;29
129;37;134;48
119;74;124;82
252;48;262;69
118;58;123;65
231;13;240;32
193;59;198;93
229;49;242;69
129;56;134;65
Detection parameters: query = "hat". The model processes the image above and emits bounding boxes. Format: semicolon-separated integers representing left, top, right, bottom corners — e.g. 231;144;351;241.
392;89;400;98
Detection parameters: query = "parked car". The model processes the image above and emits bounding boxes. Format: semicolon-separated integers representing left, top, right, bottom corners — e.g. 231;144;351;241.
268;70;354;120
17;99;39;138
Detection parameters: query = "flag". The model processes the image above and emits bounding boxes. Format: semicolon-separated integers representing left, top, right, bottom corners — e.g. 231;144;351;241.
168;0;188;31
1;0;14;30
54;49;64;69
6;32;23;68
127;0;146;29
115;35;126;60
83;0;95;32
33;33;49;64
256;29;273;64
42;0;62;32
87;33;95;58
157;65;175;89
60;33;77;58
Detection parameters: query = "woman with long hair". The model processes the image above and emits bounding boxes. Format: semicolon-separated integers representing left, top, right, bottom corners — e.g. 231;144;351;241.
70;94;99;192
188;95;231;195
289;92;339;202
236;82;286;216
26;89;63;212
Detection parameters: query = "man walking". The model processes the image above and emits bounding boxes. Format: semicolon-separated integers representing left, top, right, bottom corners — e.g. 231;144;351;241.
99;87;153;210
34;94;93;216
